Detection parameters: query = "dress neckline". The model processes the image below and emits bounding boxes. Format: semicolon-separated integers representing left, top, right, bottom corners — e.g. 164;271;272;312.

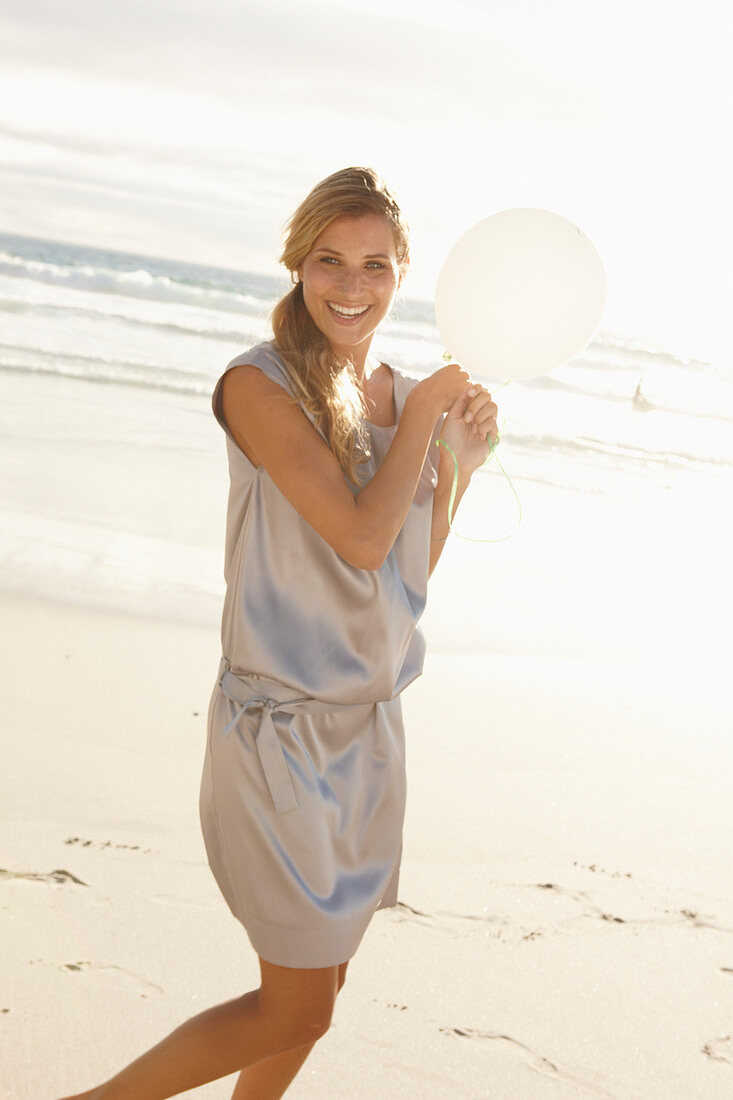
365;363;401;431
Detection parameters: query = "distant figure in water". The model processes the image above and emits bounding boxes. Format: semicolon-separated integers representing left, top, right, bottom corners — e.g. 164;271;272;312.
632;379;653;411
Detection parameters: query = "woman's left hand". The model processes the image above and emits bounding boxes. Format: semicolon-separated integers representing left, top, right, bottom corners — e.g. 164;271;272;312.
438;379;499;476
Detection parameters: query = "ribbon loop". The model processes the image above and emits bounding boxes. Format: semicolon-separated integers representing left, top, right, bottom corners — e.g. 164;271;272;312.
219;689;297;815
253;702;298;815
214;658;372;818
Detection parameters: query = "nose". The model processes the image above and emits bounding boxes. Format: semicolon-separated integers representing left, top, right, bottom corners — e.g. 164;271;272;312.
336;267;364;297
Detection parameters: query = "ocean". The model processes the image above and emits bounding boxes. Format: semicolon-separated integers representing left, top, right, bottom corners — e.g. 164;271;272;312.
1;231;730;662
2;230;731;501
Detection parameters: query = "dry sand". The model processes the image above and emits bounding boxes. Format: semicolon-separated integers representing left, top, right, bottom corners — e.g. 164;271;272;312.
2;591;732;1099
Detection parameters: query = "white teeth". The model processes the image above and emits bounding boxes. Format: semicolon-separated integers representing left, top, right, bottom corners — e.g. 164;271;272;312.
329;303;369;317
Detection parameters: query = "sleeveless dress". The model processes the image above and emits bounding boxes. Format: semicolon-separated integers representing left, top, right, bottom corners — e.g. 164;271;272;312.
198;341;440;968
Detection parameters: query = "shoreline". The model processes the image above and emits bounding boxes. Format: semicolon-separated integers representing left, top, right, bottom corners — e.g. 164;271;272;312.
3;364;729;665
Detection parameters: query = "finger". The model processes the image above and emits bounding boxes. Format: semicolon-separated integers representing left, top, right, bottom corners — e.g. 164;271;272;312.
472;408;500;442
473;404;498;431
465;391;496;416
450;383;479;419
463;390;496;424
460;386;489;422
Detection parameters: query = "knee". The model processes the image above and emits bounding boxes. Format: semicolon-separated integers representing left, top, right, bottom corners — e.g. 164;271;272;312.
295;1006;334;1045
258;992;335;1050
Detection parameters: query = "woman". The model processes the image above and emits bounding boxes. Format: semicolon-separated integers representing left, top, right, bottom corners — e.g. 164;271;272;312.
60;167;498;1100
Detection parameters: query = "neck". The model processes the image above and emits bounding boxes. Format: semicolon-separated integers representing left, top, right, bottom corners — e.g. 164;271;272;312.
353;356;382;385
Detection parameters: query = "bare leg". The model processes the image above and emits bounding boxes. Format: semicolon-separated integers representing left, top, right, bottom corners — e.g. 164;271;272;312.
228;1043;316;1100
56;959;341;1100
229;961;349;1099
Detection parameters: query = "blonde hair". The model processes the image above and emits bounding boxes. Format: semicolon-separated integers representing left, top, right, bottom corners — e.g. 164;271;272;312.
271;167;410;483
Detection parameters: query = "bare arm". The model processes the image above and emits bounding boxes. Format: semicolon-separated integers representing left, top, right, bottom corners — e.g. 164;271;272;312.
220;362;471;570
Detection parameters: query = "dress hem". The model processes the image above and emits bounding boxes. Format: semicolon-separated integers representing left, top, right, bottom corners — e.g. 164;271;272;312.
242;905;382;968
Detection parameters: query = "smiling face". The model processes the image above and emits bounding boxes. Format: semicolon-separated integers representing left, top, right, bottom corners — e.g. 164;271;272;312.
298;213;402;369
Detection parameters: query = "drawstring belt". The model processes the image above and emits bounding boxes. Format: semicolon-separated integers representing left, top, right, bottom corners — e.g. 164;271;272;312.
216;657;371;816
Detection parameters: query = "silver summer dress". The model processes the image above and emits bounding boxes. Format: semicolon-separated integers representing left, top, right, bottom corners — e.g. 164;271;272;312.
198;341;440;968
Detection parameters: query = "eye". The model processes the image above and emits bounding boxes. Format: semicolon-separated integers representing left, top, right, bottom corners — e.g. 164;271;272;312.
319;256;339;265
366;262;386;270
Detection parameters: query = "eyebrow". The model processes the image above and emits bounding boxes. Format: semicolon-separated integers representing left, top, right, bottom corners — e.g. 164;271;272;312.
313;247;391;260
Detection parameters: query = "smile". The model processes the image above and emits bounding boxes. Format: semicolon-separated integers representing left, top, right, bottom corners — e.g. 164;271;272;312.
327;302;370;319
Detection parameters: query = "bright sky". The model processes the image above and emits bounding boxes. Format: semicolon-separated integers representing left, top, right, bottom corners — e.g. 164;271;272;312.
0;0;730;361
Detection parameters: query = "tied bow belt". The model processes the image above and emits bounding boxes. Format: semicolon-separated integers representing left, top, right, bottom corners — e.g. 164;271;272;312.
217;657;372;815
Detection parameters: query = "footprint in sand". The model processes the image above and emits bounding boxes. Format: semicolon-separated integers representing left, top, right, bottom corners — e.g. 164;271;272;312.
702;1035;733;1065
389;901;458;936
0;868;87;886
440;1026;557;1075
390;900;508;937
524;881;733;933
64;837;152;853
572;861;633;880
61;961;163;998
439;1027;615;1097
392;880;733;945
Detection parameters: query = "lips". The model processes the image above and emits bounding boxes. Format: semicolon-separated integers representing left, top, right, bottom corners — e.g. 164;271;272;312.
327;302;371;322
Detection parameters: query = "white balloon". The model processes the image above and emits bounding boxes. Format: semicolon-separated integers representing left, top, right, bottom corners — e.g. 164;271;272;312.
434;208;607;380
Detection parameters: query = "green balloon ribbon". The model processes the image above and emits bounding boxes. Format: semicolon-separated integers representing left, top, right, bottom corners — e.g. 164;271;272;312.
435;412;523;544
435;356;521;541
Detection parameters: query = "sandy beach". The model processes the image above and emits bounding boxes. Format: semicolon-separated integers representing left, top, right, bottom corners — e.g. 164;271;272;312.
3;594;732;1099
2;368;732;1098
3;0;732;1088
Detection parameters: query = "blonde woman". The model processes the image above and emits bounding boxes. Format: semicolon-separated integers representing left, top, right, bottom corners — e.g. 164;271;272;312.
60;167;499;1100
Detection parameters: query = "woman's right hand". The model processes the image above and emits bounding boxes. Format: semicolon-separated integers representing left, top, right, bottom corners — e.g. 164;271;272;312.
408;362;473;419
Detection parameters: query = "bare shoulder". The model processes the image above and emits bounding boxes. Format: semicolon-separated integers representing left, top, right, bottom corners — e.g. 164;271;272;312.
220;363;295;466
221;362;293;409
218;361;369;561
220;362;349;498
